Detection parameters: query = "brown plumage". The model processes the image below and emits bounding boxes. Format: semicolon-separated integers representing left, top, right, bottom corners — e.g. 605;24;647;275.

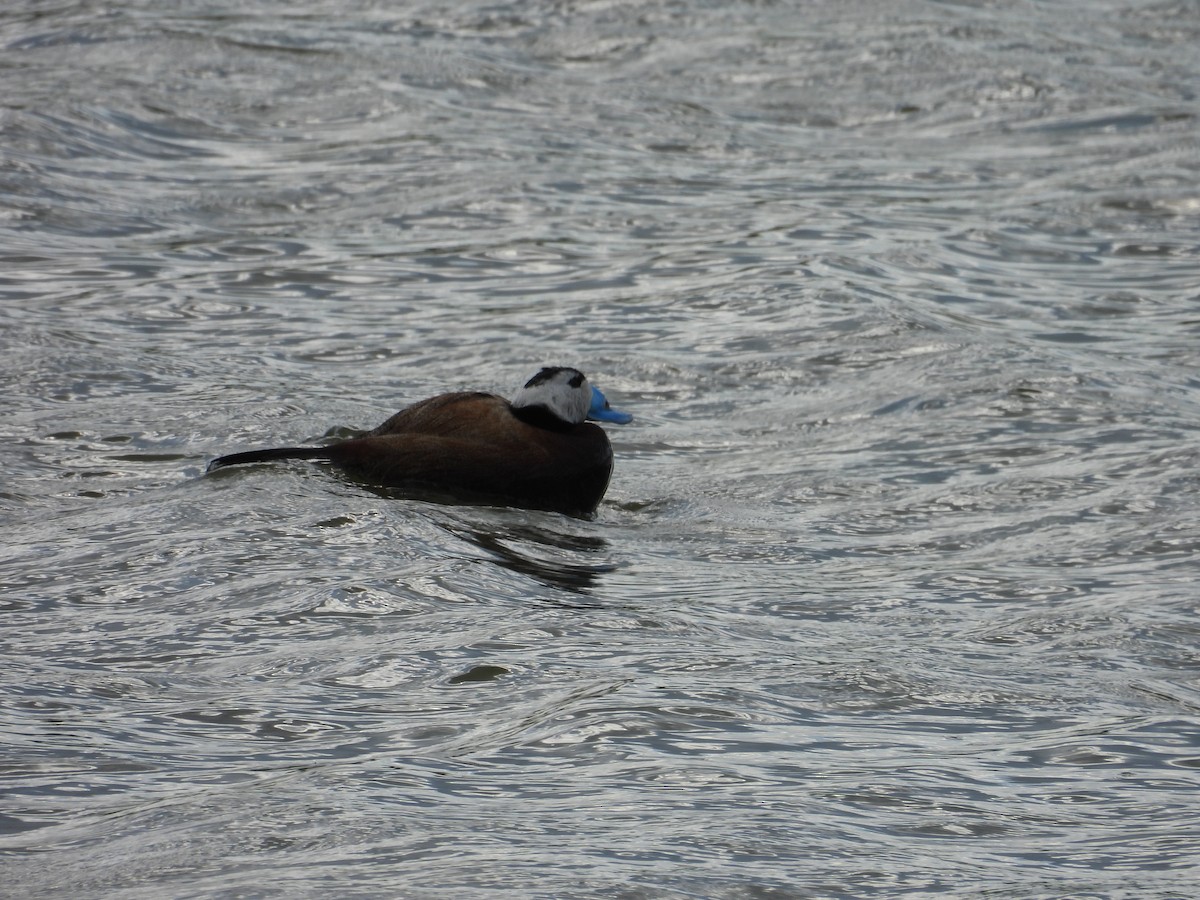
206;368;630;517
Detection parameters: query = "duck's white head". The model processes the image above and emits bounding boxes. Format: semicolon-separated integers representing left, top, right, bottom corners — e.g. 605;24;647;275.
511;367;633;428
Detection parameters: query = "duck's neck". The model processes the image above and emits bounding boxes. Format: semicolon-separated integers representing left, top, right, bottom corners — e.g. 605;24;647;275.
511;404;577;433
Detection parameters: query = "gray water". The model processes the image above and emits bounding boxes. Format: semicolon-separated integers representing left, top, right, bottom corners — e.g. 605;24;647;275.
3;1;1200;896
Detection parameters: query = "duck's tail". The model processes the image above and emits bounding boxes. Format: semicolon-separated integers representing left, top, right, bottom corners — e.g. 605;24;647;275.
206;446;333;473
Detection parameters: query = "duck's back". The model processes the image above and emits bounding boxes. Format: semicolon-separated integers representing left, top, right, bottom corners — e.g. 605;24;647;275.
326;391;614;515
363;392;499;438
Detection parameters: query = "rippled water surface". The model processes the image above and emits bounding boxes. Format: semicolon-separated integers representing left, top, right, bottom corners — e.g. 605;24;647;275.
4;0;1200;896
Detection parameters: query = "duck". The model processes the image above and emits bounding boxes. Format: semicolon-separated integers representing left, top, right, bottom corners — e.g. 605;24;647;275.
206;366;632;517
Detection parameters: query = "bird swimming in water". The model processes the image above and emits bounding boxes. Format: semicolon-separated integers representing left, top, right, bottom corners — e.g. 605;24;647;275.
207;366;632;517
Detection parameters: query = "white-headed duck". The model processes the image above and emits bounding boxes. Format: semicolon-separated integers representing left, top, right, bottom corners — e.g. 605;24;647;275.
207;367;632;517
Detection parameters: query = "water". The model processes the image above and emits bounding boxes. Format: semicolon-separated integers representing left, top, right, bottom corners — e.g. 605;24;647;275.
3;0;1200;896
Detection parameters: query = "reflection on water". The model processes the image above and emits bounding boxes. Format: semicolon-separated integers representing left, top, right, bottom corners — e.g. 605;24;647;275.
3;0;1200;896
441;519;614;595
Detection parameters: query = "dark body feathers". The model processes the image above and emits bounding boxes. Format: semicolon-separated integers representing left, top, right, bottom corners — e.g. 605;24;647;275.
207;392;615;517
